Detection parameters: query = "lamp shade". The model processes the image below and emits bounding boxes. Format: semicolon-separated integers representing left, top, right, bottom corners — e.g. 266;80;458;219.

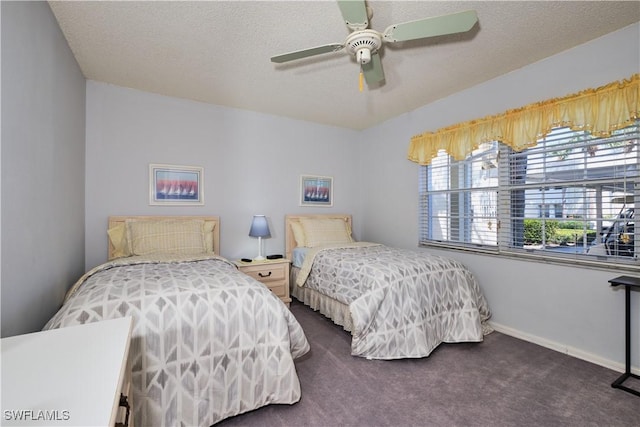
249;215;271;238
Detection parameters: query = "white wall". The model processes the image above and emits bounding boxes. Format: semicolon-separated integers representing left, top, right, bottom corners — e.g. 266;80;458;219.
359;23;640;373
85;82;361;269
1;1;86;337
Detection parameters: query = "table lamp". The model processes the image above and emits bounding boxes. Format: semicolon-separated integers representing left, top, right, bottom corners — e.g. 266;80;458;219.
249;215;271;261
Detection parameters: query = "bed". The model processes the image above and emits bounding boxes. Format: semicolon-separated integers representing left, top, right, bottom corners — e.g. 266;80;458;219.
285;214;491;360
43;215;310;427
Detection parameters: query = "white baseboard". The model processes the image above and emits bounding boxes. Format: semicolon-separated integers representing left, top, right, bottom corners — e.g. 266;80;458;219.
488;321;640;376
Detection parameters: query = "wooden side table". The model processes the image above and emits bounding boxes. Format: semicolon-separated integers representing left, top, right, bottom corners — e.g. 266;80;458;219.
609;275;640;397
235;258;291;306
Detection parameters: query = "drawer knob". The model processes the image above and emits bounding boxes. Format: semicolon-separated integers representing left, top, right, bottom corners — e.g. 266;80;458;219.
258;271;272;278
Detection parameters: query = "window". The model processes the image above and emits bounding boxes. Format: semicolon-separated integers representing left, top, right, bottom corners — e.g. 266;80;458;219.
419;122;639;270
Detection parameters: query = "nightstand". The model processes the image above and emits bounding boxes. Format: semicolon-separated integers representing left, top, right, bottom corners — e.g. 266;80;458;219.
1;317;133;427
235;258;291;306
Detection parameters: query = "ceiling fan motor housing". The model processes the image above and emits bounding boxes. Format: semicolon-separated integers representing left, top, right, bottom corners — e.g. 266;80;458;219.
345;29;382;64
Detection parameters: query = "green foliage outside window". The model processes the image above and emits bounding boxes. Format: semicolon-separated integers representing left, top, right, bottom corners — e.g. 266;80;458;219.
524;219;597;245
523;219;558;244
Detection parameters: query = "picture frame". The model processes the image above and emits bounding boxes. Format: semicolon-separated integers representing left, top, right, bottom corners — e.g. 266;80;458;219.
149;163;204;205
300;175;333;207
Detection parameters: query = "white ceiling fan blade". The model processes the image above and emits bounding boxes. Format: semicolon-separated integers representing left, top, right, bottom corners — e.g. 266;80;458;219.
270;43;345;63
362;52;384;86
383;10;478;43
337;0;369;31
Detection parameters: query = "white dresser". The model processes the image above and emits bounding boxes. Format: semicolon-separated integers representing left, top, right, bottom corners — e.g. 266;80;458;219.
1;317;133;427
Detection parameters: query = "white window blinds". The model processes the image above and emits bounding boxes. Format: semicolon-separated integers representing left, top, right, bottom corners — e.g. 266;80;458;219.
419;123;639;270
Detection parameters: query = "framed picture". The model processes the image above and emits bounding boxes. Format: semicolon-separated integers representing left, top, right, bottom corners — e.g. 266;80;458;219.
149;163;204;205
300;175;333;207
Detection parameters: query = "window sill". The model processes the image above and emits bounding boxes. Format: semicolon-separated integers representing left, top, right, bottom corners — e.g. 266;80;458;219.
419;242;640;274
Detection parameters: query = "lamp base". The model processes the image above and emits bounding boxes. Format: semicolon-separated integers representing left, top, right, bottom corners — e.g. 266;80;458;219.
254;236;267;261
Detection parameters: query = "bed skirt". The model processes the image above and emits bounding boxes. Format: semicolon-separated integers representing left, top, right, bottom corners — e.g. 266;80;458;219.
290;266;354;333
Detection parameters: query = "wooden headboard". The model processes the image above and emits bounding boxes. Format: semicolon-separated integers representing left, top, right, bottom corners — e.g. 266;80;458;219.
285;214;352;260
108;215;220;260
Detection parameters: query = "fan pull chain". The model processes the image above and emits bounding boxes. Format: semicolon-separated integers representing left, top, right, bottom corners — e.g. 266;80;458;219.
359;70;364;92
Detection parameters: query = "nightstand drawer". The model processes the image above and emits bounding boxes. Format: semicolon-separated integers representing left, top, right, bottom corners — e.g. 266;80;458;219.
241;264;286;283
235;259;291;306
267;282;287;297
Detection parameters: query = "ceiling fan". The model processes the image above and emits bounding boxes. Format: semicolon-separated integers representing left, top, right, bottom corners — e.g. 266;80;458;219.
270;0;478;90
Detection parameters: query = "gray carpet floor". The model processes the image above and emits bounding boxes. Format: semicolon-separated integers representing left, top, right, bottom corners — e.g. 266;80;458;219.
218;300;640;426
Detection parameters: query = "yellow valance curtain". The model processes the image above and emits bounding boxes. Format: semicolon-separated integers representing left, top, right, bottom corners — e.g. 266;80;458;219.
408;74;640;165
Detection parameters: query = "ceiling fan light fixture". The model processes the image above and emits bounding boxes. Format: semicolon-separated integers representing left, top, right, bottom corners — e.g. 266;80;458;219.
345;29;381;60
356;48;371;64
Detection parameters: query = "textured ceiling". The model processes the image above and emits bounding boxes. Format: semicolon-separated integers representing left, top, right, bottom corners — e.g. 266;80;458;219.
48;1;640;130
